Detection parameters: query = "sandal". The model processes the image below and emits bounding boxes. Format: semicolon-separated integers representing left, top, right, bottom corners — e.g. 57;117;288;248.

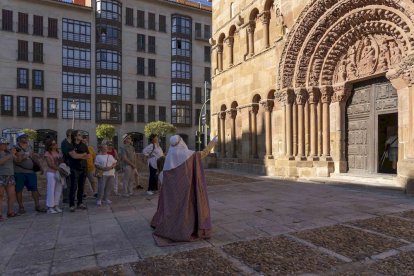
35;207;47;213
18;207;26;215
7;212;19;218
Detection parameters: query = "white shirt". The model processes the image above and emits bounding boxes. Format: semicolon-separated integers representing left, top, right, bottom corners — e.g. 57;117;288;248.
95;154;117;176
142;143;164;169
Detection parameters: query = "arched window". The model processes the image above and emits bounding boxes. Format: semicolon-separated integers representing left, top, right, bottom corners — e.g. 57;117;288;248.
230;3;235;19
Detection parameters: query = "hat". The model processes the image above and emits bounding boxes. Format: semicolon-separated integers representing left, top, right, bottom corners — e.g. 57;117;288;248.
122;134;131;141
0;137;10;144
16;132;28;140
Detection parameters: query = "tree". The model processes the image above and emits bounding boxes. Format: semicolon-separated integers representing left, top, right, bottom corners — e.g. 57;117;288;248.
96;124;116;141
144;121;176;138
21;128;37;141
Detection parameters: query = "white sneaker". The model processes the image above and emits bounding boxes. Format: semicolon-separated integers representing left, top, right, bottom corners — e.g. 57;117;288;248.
146;191;154;195
96;200;102;206
54;206;63;213
104;199;112;205
47;207;58;214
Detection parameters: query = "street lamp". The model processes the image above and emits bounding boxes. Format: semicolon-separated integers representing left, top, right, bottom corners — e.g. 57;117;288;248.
70;99;78;129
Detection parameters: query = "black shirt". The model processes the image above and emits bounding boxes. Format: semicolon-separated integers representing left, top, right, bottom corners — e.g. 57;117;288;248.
67;142;89;170
61;139;71;165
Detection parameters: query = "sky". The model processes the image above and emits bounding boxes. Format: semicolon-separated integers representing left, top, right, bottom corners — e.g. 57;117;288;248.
189;0;212;6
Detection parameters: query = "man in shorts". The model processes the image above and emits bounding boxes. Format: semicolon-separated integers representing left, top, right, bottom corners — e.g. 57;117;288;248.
14;132;46;214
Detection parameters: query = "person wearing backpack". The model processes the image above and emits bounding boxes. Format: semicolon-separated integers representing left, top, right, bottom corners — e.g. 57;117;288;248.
142;134;164;195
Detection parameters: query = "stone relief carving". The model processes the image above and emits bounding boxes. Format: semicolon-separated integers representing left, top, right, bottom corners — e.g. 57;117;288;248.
274;8;286;41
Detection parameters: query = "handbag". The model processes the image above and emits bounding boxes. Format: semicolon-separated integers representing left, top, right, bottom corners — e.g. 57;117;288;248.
94;155;109;178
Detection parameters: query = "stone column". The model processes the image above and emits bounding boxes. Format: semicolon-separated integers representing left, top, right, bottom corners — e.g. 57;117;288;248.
317;101;322;157
220;111;226;158
320;86;333;159
332;84;351;172
216;113;221;154
214;47;219;74
230;108;237;158
261;99;274;158
226;37;234;67
250;104;259;158
295;88;308;160
283;89;295;159
217;45;223;72
261;11;270;49
293;102;298;157
247;21;255;57
305;102;310;157
308;87;320;159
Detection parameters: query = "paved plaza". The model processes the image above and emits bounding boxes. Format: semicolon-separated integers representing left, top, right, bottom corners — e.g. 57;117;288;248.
1;170;414;275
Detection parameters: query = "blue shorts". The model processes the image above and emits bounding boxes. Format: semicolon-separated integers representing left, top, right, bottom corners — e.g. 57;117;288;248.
14;173;38;192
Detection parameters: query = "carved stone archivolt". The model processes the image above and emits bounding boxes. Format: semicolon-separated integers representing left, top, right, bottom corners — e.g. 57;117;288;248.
277;0;414;90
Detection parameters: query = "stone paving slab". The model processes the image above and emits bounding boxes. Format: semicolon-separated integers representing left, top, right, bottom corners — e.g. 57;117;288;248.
1;169;414;275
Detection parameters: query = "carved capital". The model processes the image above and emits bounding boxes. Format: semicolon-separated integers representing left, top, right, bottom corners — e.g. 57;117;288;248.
228;108;237;119
275;88;295;105
260;99;274;112
260;11;271;25
320;86;333;104
217;44;223;54
219;111;226;120
225;37;234;47
307;87;320;104
247;21;256;34
331;83;352;103
248;103;259;114
209;38;216;46
294;88;308;105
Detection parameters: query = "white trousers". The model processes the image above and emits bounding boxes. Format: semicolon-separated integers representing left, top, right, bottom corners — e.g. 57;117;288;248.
46;172;63;208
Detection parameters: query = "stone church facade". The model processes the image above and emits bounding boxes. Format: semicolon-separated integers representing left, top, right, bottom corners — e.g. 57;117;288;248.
210;0;414;190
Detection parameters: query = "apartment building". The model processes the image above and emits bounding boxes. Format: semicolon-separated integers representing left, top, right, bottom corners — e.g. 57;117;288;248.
0;0;211;151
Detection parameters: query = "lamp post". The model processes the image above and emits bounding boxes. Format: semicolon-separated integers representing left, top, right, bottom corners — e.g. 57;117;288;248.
70;99;78;129
197;81;210;151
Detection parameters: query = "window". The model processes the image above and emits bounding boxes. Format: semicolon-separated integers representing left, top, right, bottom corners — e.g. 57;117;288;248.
204;24;211;39
18;40;28;61
17;68;29;89
63;46;91;68
172;15;191;35
96;75;121;96
148;13;156;30
172;83;191;101
195;23;202;38
148;36;156;53
96;0;122;22
2;10;13;31
195;87;202;104
148;106;156;122
17;96;28;116
32;97;43;117
125;104;134;121
32;70;44;90
148;82;156;99
62;98;91;120
63;72;91;94
18;12;28;33
171;105;191;125
33;42;43;63
159;15;166;32
96;49;121;71
230;3;235;18
204;67;211;82
1;95;13;116
172;38;191;57
195;109;201;125
137;10;145;28
126;7;134;26
137;34;146;52
137;104;145;122
48;18;58;38
148;59;156;76
137;81;145;98
172;61;191;79
204;46;211;62
96;100;122;122
137;57;145;75
63;18;91;43
33;15;43;36
47;98;57;117
159;106;166;121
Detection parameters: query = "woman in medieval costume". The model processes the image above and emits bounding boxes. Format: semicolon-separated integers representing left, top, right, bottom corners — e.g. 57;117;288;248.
151;135;218;246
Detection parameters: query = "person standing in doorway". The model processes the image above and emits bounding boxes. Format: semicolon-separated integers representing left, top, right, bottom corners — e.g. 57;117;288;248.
120;134;136;196
60;129;73;203
14;132;46;214
385;126;398;171
82;135;97;198
67;130;89;212
142;134;163;195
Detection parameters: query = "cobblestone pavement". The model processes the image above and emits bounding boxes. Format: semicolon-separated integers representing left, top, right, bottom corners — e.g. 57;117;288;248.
1;170;414;275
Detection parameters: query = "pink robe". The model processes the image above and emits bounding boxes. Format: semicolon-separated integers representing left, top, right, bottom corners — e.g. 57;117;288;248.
151;152;211;246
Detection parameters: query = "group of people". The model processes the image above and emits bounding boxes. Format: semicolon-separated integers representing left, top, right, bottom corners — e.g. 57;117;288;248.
1;128;219;247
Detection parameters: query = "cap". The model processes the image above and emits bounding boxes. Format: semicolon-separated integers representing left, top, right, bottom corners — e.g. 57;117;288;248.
0;137;10;144
16;132;28;140
122;134;131;141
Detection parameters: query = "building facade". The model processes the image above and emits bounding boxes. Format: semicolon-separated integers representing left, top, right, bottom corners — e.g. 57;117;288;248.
210;0;414;190
0;0;211;151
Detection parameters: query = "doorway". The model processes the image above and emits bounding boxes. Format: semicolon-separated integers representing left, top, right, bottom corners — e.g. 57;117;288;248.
377;113;398;174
